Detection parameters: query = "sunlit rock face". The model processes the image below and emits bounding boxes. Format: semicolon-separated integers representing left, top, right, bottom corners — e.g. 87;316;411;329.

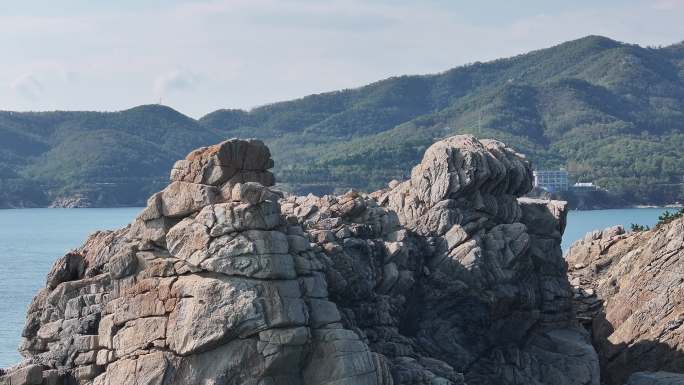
568;220;684;385
2;135;598;385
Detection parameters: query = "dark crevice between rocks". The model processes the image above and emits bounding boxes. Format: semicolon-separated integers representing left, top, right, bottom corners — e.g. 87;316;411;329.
397;282;423;338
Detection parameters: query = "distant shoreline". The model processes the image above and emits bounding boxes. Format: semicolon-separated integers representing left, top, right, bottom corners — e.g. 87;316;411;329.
568;205;683;211
2;203;682;211
632;204;683;209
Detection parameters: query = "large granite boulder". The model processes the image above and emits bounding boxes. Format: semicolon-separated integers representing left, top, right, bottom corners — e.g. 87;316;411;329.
1;135;598;385
567;220;684;385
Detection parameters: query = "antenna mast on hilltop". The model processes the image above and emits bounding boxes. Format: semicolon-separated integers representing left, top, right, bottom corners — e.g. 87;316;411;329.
477;109;483;136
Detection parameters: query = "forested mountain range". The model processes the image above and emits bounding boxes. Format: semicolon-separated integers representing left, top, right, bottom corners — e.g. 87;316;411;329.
2;35;684;208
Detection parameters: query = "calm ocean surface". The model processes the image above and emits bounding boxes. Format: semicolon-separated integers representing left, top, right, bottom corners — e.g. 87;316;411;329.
0;208;141;368
0;206;674;367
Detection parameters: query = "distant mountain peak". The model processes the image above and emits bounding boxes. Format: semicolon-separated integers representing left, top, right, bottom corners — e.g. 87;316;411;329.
1;35;683;208
121;104;187;116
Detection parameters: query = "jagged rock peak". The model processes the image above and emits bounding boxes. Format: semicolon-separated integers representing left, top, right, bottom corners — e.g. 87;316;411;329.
170;138;275;186
3;135;599;385
406;135;533;206
382;135;535;236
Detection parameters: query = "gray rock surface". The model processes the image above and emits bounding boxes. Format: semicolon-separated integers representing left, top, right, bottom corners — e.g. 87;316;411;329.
49;195;93;209
567;220;684;385
627;371;684;385
1;135;598;385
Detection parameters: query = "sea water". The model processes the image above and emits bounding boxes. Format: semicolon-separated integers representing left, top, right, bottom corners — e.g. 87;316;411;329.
0;206;674;367
0;208;140;367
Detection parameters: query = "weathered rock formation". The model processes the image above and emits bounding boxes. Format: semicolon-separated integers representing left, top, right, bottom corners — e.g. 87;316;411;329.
567;221;684;385
1;135;598;385
49;196;93;209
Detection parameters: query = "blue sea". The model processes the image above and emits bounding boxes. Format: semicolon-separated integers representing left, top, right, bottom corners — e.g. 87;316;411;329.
0;208;141;368
0;206;674;367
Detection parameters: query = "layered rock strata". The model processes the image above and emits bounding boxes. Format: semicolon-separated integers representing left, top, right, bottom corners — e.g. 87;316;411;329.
567;221;684;385
2;135;598;385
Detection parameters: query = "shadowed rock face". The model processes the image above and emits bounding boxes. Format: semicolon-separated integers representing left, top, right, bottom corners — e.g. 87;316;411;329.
627;372;684;385
567;222;684;385
2;135;598;385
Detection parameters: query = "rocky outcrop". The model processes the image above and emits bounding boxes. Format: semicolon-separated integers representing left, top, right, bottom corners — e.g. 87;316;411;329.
49;196;93;209
1;135;598;385
567;221;684;385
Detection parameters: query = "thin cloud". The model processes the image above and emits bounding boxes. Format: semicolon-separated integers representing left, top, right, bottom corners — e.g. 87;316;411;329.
0;1;681;117
154;70;201;98
10;75;43;101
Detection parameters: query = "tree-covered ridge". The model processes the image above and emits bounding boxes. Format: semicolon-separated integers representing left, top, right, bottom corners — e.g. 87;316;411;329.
1;35;684;207
0;105;223;207
206;35;684;203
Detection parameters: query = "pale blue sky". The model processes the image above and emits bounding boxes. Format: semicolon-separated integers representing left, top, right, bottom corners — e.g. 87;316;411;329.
1;0;682;117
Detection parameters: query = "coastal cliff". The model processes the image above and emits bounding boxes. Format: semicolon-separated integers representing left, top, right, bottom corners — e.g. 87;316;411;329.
1;136;598;385
567;222;684;385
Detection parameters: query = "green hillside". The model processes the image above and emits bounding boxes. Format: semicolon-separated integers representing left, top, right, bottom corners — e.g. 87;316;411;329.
204;36;684;203
0;105;222;207
2;36;684;207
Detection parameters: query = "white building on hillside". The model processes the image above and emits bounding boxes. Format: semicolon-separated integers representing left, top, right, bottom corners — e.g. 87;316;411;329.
572;182;598;191
533;170;569;192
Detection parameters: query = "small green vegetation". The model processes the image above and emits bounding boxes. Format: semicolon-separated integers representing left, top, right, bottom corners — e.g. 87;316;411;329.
630;223;650;232
656;208;684;226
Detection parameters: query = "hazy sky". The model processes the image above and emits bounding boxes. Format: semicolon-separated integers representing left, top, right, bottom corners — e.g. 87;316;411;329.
1;0;683;118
